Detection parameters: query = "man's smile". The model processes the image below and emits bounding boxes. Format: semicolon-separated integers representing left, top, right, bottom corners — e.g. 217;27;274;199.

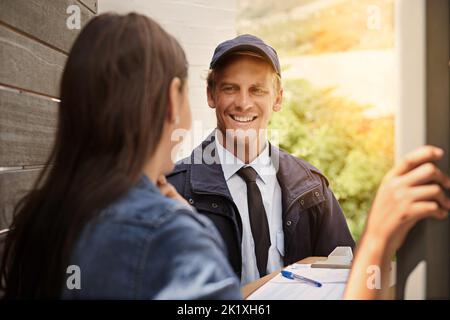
229;114;258;123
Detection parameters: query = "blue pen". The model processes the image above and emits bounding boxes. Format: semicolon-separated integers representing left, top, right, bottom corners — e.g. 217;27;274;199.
281;270;322;287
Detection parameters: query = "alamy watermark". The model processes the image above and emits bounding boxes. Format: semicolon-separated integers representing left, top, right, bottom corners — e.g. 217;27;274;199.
366;265;381;290
66;5;81;30
171;123;281;173
66;265;81;290
366;5;382;30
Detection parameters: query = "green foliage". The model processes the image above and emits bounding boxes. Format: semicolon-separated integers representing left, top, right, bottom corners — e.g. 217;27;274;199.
269;79;394;240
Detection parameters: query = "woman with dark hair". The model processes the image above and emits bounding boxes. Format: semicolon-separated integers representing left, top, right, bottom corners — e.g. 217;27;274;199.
0;13;448;300
0;13;241;299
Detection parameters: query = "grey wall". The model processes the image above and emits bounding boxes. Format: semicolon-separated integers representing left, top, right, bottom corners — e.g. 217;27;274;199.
0;0;97;233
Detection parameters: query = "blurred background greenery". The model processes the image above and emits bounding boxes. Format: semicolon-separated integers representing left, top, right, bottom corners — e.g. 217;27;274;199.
237;0;395;240
270;79;394;240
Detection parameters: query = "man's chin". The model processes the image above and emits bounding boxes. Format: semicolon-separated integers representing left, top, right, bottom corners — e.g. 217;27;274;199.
219;126;266;147
228;134;260;153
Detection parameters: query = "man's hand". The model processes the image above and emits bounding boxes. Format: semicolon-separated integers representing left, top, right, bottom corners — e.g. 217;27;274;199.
157;175;190;206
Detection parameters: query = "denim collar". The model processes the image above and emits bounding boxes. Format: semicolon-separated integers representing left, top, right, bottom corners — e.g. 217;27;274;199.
137;174;160;194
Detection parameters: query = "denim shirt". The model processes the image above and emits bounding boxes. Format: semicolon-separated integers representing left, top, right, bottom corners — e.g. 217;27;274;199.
62;175;241;299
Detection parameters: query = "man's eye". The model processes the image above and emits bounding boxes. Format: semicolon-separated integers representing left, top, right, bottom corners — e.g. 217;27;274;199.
253;88;266;95
223;86;235;93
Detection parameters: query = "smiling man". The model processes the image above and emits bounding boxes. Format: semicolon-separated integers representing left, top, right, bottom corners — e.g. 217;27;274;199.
167;34;355;285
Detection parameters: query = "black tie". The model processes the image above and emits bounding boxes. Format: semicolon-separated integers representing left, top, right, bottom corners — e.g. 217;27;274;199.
236;166;271;277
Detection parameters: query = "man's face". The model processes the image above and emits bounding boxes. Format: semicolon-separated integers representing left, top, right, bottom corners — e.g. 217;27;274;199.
207;55;282;148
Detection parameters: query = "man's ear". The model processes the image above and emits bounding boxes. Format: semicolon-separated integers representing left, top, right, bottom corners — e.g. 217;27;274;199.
273;88;283;112
168;77;182;124
207;86;216;109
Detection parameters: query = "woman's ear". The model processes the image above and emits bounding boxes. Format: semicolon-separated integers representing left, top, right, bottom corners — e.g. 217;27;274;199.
207;86;216;109
168;77;182;124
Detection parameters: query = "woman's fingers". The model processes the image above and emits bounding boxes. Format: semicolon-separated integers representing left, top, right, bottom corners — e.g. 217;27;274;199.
407;201;448;222
157;176;175;197
158;182;171;196
157;175;167;185
408;184;450;210
400;162;450;188
391;146;444;177
156;175;189;205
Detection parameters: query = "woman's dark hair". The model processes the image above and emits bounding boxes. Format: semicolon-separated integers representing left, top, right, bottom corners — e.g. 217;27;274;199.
0;13;188;298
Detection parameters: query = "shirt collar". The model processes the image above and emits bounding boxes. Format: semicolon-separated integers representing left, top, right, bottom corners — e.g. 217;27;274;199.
215;129;273;184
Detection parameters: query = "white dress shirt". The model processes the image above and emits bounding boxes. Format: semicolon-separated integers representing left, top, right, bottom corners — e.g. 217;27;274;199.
215;130;284;285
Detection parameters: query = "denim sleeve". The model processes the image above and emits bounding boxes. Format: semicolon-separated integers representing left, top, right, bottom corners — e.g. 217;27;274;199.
140;208;242;300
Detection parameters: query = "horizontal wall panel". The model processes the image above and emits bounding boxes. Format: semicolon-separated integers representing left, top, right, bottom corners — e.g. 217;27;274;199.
0;0;95;53
0;88;58;166
0;169;41;229
78;0;98;13
0;25;66;97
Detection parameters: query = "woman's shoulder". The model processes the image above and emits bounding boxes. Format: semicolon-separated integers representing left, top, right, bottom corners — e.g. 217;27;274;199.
71;175;223;268
65;178;232;299
99;176;212;230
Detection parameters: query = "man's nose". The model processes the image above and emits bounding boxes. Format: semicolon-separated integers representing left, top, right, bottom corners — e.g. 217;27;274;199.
235;91;253;110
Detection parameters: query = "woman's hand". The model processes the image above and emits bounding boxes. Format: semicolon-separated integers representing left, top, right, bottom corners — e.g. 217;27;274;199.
364;145;450;254
156;175;190;206
345;145;450;299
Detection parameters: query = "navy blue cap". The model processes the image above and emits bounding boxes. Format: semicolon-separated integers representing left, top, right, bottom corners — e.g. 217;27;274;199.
209;34;281;76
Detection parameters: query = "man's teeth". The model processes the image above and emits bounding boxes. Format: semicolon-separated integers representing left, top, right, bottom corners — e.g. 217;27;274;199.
231;115;256;122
